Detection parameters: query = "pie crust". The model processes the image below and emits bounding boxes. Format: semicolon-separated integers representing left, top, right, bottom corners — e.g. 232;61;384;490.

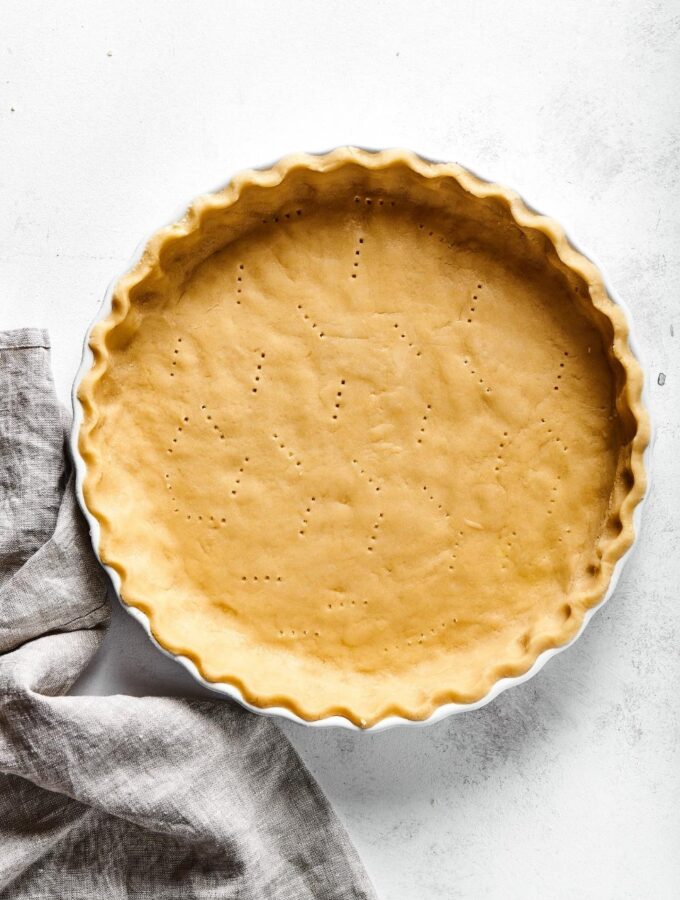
77;148;649;727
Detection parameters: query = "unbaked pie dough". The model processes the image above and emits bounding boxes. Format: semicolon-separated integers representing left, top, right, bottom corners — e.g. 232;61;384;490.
78;149;648;726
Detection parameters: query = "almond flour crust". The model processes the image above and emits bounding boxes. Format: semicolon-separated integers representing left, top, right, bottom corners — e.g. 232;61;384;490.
77;148;649;727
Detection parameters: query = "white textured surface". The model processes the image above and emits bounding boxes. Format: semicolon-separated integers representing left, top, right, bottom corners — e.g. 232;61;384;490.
1;2;678;897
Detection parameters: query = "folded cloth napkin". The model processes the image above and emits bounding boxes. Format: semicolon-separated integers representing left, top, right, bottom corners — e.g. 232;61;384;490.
0;329;375;900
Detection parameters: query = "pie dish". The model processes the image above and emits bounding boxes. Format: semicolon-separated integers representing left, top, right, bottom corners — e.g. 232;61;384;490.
75;148;649;728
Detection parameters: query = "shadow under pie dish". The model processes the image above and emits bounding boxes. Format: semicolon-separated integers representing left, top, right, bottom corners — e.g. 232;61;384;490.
74;148;649;729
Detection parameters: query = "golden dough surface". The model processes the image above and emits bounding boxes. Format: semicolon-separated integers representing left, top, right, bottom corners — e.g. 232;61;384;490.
79;153;646;726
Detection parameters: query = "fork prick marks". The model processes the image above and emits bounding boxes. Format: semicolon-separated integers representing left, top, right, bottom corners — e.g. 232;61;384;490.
235;263;244;304
164;409;231;518
500;528;519;572
494;429;509;474
299;495;318;536
296;303;326;340
392;319;422;357
464;282;483;324
350;236;364;279
169;336;182;378
164;418;184;511
332;379;346;421
350;458;382;494
419;482;456;571
367;511;384;552
462;355;492;395
252;351;266;394
230;455;251;497
416;404;432;445
200;404;226;441
421;483;451;521
272;432;303;470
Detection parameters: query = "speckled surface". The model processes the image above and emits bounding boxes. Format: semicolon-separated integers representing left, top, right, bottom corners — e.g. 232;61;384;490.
1;2;678;897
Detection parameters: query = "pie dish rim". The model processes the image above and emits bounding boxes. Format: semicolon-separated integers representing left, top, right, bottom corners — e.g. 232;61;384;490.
70;147;652;731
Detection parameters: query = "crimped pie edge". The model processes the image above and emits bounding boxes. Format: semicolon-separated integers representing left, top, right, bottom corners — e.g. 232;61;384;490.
74;147;650;729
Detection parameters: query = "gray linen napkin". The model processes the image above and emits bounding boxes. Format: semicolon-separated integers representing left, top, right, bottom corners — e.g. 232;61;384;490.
0;328;376;900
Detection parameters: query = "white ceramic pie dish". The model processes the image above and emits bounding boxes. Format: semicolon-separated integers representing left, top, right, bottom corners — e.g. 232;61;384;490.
70;150;653;732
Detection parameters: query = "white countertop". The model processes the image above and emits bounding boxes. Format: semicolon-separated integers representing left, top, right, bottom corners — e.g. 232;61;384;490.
2;2;679;897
